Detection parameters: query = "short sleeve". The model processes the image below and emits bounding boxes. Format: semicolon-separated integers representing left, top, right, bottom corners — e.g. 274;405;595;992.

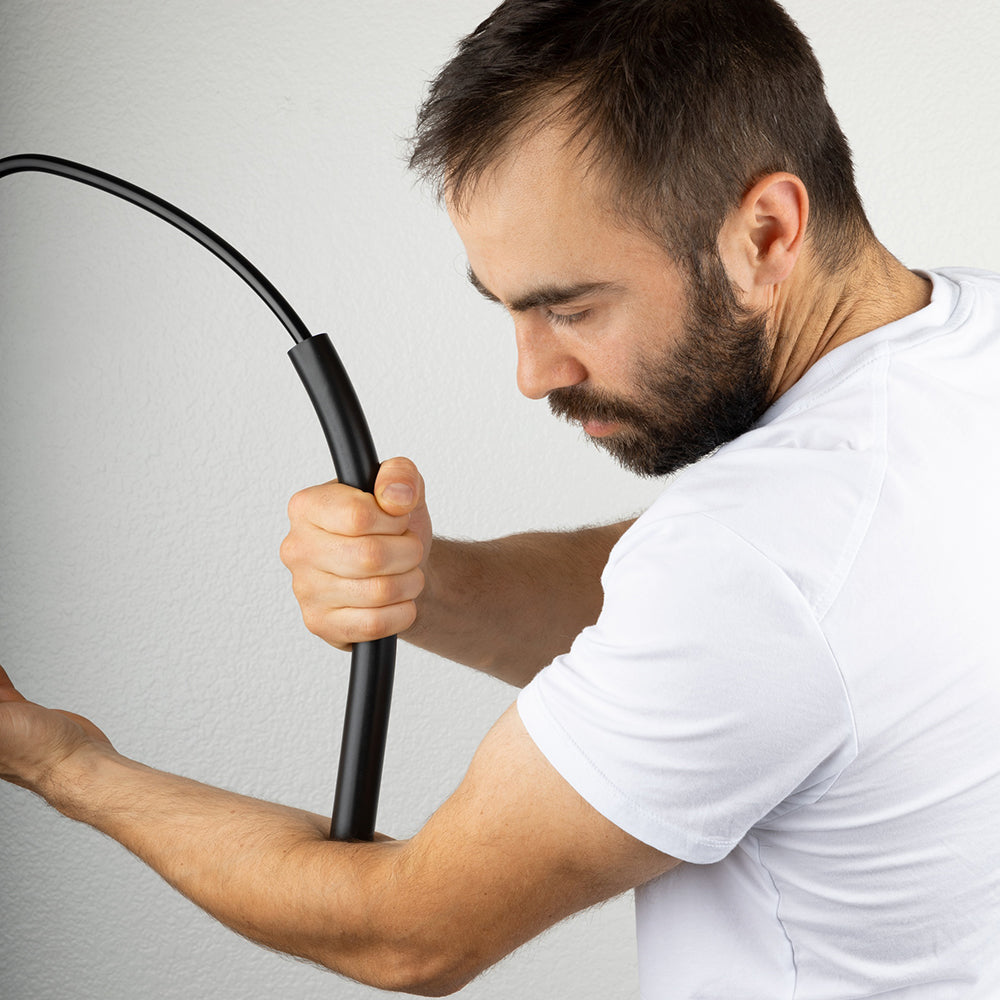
517;511;858;864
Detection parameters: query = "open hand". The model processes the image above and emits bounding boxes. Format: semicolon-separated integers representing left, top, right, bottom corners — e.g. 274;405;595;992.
0;664;112;795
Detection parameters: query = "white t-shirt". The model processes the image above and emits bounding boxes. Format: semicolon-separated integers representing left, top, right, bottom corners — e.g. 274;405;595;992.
518;269;1000;999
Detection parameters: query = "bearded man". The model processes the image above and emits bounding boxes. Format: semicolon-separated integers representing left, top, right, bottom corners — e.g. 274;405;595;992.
4;2;999;997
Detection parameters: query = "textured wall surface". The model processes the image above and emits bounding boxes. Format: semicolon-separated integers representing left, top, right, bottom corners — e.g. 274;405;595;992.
2;2;998;998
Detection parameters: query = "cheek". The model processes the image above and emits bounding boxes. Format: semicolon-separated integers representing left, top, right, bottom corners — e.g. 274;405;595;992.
609;303;685;383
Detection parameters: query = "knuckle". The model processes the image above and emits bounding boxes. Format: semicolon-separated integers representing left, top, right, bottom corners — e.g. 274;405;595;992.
289;573;314;605
364;574;398;606
343;494;378;536
399;601;419;634
301;606;329;637
353;612;390;644
278;532;298;568
408;531;426;567
287;488;311;522
353;534;386;576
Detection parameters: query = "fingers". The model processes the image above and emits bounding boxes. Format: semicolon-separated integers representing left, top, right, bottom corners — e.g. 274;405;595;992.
288;457;425;534
281;457;431;650
287;480;411;539
286;521;425;580
291;560;426;614
303;597;420;649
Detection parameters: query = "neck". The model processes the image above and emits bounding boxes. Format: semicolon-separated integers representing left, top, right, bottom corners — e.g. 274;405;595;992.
767;242;932;401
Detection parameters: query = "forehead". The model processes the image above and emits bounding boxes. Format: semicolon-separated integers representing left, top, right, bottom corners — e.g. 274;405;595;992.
447;124;614;244
447;124;675;295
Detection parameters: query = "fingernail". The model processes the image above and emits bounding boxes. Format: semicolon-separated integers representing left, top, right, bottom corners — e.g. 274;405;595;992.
380;483;414;507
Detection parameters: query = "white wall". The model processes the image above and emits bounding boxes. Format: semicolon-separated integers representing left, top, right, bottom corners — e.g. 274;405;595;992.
1;2;998;998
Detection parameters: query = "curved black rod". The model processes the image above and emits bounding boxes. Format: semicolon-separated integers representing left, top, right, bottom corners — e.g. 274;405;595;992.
0;152;395;842
0;153;311;345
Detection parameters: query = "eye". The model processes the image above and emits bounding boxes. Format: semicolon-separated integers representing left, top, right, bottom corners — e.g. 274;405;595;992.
545;308;590;327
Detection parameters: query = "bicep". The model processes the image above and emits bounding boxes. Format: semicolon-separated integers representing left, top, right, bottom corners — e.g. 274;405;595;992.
386;703;678;991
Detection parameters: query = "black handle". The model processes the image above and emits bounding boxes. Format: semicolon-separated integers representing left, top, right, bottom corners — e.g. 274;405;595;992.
289;334;395;841
1;153;396;842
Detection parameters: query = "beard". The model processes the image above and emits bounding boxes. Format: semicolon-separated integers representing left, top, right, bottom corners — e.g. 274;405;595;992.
547;254;772;478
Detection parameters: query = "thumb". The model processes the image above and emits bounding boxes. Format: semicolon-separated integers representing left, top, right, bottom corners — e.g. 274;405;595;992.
0;664;29;703
374;456;425;516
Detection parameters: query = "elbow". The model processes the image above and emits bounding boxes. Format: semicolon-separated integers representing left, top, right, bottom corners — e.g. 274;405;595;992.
391;967;476;998
306;841;504;995
376;949;483;997
291;929;477;995
322;940;483;997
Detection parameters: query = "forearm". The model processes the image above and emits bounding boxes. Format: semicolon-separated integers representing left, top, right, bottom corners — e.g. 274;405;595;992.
42;744;438;993
405;519;634;686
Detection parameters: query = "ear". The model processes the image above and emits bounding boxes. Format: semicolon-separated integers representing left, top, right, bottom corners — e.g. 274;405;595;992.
717;172;809;296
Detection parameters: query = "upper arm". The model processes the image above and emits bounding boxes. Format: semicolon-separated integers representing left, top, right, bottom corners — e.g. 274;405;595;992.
369;703;678;994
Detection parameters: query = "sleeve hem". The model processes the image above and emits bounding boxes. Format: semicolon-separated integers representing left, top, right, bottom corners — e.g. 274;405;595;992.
516;681;737;865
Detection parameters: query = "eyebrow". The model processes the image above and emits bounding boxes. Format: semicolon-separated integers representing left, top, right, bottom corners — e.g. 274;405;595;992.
466;266;622;313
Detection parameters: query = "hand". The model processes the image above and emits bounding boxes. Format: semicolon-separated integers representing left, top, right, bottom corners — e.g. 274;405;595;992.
0;663;112;795
280;456;432;651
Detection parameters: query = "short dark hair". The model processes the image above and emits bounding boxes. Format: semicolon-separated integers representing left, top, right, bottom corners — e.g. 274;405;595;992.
409;0;873;272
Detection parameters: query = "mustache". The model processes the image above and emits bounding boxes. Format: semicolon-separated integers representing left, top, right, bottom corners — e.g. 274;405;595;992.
547;385;646;428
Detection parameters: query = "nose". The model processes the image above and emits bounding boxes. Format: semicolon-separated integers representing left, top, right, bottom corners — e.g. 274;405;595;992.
514;317;587;400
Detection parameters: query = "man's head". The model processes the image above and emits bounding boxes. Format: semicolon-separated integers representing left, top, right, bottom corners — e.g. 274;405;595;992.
411;0;872;476
411;0;871;273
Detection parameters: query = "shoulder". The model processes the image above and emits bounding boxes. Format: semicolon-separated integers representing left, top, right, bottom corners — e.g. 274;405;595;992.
610;386;887;621
521;491;859;861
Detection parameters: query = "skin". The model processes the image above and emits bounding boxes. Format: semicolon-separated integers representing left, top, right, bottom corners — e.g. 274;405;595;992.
1;122;931;993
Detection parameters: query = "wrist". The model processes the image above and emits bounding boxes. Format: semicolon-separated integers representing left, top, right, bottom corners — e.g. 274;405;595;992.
403;536;467;647
40;739;127;822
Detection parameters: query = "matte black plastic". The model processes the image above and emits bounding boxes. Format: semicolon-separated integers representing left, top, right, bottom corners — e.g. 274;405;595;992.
328;634;397;842
2;154;397;843
289;334;380;492
289;334;396;841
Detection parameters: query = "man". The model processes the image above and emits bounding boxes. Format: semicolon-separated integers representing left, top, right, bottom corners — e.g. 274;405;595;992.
3;1;999;996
